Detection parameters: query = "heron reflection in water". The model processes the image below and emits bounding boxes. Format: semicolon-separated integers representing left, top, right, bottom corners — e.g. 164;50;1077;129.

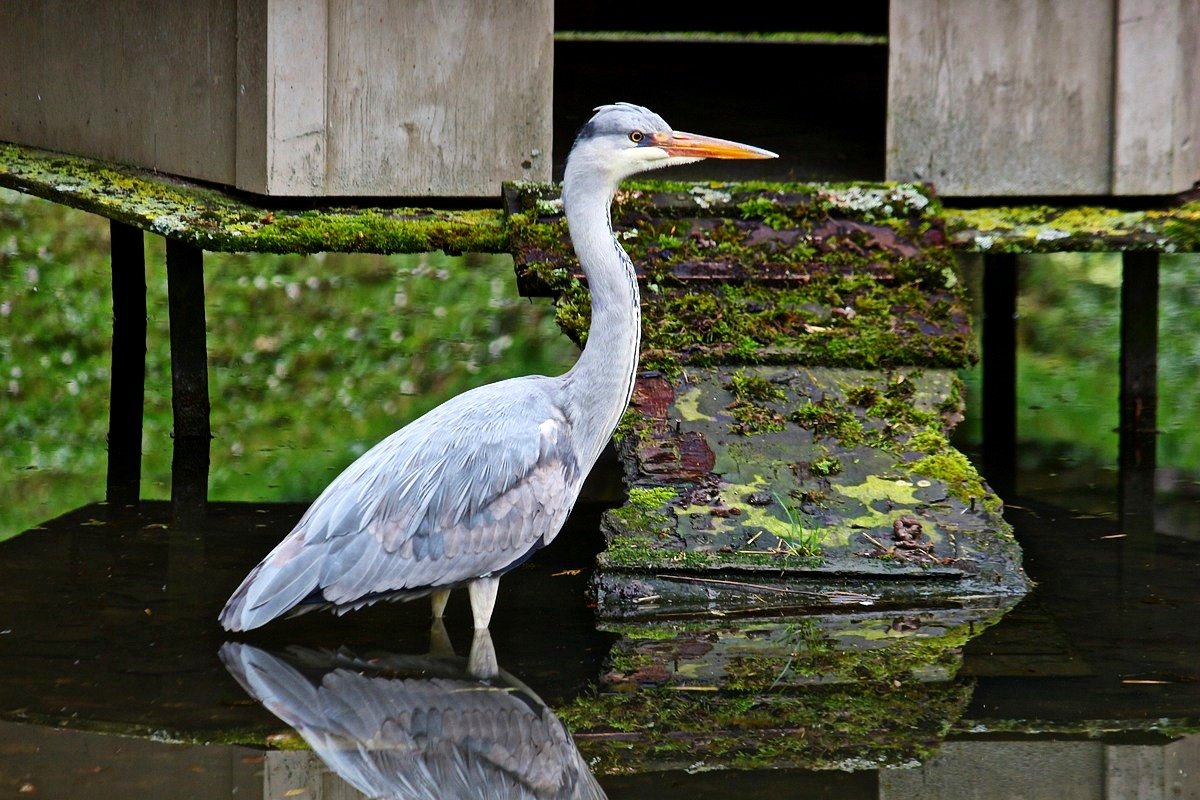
219;104;775;633
220;626;607;799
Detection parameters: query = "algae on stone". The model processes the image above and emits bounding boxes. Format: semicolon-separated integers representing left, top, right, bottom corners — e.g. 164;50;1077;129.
595;367;1028;617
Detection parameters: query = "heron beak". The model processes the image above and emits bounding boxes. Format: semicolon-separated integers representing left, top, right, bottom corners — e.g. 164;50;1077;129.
648;131;777;160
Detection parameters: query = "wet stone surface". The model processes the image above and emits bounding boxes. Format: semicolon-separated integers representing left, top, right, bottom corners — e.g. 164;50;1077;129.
505;180;1028;615
595;366;1029;616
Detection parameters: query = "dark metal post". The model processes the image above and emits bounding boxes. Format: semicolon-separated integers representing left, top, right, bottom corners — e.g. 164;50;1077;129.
982;253;1019;499
165;239;210;524
106;221;146;509
1118;251;1158;539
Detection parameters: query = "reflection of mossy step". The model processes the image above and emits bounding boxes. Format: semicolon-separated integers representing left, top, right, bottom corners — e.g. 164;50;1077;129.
596;366;1030;616
556;603;1016;773
600;603;1014;691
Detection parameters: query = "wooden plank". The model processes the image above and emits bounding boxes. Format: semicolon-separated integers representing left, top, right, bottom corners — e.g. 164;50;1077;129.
0;1;238;185
1113;0;1200;194
887;0;1115;196
321;0;554;196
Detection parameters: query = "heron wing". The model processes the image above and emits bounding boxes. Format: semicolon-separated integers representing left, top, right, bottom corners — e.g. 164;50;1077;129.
220;377;580;630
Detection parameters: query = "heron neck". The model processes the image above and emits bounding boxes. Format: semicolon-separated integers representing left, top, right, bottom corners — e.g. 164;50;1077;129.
561;176;642;468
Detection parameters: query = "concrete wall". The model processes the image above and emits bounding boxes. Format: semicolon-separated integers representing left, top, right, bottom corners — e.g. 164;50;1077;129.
887;0;1200;196
0;0;554;197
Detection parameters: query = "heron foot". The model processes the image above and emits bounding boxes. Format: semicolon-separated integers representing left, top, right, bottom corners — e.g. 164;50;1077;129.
468;576;500;630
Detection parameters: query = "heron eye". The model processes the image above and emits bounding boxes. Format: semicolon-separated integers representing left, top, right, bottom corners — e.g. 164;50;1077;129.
629;130;644;143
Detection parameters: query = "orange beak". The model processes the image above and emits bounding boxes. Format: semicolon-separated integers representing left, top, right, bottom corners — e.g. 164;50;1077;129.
647;130;777;160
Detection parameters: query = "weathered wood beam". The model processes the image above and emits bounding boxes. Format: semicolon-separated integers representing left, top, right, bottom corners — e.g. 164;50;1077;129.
105;221;146;509
165;240;210;524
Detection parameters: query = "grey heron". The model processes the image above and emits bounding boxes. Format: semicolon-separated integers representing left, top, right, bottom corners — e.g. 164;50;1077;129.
221;629;608;799
219;103;776;632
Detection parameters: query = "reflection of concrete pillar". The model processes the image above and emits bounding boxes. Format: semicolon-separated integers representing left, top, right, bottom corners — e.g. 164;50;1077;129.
0;721;262;798
265;751;341;800
880;740;1103;799
879;736;1199;799
1106;735;1200;800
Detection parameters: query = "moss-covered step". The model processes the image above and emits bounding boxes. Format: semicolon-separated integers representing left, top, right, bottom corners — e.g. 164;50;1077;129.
505;180;1026;612
944;197;1200;253
506;180;972;375
0;142;507;254
596;366;1030;616
556;601;1014;773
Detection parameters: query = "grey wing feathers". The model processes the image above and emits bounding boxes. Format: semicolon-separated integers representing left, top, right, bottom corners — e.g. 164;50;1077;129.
219;643;608;799
219;378;580;631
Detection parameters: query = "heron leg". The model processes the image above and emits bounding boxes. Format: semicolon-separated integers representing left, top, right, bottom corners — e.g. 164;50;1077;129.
467;576;500;630
430;589;450;619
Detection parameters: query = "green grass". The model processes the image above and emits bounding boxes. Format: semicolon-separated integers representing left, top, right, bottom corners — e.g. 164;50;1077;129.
772;491;826;557
955;251;1200;481
0;190;577;540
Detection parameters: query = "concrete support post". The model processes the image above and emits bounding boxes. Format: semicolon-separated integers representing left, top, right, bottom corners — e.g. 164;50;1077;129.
105;221;146;509
165;239;210;524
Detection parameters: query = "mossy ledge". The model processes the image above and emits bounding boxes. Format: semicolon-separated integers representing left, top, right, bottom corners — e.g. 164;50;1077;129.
944;199;1200;253
506;180;972;375
0;142;507;254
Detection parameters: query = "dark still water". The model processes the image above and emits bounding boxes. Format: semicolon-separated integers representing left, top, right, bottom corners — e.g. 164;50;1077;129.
0;467;1196;798
1;235;1198;796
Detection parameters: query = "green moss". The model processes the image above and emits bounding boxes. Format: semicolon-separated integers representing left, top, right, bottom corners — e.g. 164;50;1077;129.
628;486;678;509
607;488;680;536
600;532;823;571
945;200;1200;253
612;408;650;444
728;398;787;435
909;450;997;510
0;143;509;255
728;370;787;403
507;180;976;373
737;196;793;230
790;400;864;444
908;428;950;454
810;456;842;477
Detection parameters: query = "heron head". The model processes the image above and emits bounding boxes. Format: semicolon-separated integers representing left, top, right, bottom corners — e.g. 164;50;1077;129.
568;102;777;183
